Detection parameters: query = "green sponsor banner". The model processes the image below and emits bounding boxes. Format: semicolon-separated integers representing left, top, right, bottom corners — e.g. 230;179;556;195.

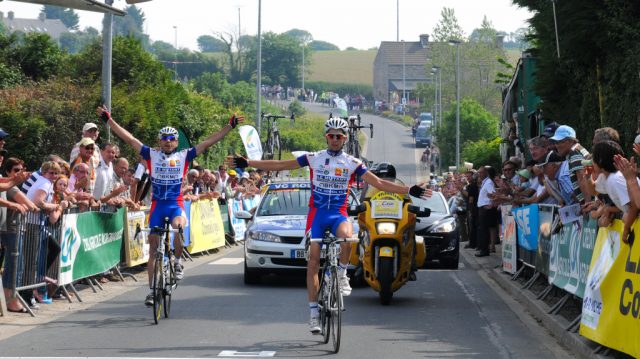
219;202;231;234
548;215;597;298
58;208;125;285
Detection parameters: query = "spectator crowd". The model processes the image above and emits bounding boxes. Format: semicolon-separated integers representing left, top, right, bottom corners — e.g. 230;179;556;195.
0;121;267;314
434;123;640;259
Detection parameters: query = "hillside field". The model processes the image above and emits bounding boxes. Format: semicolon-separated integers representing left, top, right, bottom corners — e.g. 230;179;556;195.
307;50;376;86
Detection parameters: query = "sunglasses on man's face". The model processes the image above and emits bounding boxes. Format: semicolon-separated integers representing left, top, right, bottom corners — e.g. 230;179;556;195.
84;146;95;150
326;133;346;140
161;135;177;142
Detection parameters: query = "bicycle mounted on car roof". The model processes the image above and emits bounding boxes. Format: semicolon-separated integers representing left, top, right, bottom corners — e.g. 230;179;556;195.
260;112;295;161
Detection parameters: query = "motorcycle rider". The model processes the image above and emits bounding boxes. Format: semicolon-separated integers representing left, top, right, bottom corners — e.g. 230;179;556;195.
227;117;432;334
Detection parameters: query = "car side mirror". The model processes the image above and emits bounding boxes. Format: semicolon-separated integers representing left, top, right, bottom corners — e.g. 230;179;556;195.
408;205;431;217
234;210;253;220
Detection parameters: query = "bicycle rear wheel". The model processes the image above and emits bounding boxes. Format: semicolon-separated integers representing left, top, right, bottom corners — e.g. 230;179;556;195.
330;267;342;353
152;258;164;324
163;256;174;318
264;131;274;160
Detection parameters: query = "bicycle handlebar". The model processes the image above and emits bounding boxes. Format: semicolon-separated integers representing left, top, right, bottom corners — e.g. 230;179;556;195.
261;112;294;120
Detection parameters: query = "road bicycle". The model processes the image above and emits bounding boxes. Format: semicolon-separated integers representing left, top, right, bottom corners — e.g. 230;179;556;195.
135;217;183;324
261;112;295;160
308;230;358;353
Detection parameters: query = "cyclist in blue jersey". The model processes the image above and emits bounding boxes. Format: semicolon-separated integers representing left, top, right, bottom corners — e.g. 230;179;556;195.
228;117;431;333
97;105;243;306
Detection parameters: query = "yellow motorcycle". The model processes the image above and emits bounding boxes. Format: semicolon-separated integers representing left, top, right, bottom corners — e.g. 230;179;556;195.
349;182;430;305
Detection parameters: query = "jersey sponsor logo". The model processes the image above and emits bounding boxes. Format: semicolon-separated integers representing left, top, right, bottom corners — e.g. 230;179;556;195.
335;168;342;176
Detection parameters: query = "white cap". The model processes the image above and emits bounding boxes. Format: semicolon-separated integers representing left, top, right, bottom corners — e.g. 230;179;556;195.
635;134;640;145
241;172;250;179
82;122;98;132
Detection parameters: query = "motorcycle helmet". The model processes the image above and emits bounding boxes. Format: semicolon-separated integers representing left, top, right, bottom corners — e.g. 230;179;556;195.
371;162;396;180
324;117;349;134
158;126;179;140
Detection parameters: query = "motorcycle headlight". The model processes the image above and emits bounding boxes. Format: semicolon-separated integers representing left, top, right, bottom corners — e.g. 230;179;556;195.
249;231;282;242
376;222;397;235
432;220;456;233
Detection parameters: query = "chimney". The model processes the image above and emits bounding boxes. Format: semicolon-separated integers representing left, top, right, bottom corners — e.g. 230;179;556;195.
494;33;505;49
419;34;429;48
39;12;46;22
8;11;14;20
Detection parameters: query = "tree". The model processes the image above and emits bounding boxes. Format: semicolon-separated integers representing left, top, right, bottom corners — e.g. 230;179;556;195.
14;32;62;81
197;35;226;52
434;98;499;168
469;16;497;44
244;32;305;87
114;5;147;45
283;29;313;44
310;40;340;51
41;5;79;30
432;7;466;42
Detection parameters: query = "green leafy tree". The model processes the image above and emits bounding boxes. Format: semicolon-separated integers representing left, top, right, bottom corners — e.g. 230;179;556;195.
462;137;502;170
41;5;79;30
469;16;497;44
197;35;226;52
310;40;339;51
283;29;313;44
244;32;306;87
14;32;62;81
434;98;499;168
432;7;466;42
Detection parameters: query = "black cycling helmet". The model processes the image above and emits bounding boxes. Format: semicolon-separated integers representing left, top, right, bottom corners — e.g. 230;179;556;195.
371;162;396;179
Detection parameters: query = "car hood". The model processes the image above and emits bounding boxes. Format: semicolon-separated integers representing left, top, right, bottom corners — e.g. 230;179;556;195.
250;215;360;237
415;212;455;233
251;215;308;237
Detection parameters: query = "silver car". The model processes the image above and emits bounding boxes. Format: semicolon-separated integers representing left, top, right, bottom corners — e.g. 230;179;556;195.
239;180;359;284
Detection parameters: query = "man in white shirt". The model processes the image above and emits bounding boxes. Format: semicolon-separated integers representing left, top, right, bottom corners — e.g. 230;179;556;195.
70;122;101;165
476;166;497;257
93;143;117;201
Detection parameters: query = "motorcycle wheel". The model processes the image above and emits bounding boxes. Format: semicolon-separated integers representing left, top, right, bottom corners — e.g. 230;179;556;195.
378;256;394;305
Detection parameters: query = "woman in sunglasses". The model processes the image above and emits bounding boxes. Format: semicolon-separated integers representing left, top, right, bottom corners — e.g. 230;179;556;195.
96;105;243;306
227;116;432;334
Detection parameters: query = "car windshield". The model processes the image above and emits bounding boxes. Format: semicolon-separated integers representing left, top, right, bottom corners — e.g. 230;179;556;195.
257;187;311;216
411;193;448;214
416;126;429;136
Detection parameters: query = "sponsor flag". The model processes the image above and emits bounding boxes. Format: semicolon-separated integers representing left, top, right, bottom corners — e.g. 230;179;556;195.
333;98;348;117
239;125;263;160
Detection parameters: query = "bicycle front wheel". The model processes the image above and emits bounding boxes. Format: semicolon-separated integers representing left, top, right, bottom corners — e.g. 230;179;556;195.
152;259;164;324
330;267;342;353
163;257;174;318
273;132;282;160
319;273;331;344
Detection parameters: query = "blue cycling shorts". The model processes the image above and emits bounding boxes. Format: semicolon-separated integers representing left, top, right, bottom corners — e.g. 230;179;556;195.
149;200;187;234
305;207;349;241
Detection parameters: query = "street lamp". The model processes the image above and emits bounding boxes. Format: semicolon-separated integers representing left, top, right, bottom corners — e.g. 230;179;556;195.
301;42;305;94
431;66;442;130
173;26;178;82
402;39;406;116
449;39;461;171
256;0;262;132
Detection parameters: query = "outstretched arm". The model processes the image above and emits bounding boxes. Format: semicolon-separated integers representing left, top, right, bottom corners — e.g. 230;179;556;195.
195;114;244;155
361;171;432;199
227;156;301;172
97;105;143;154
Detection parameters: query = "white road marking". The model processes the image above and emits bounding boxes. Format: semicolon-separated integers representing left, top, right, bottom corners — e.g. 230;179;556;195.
208;258;244;265
218;351;276;357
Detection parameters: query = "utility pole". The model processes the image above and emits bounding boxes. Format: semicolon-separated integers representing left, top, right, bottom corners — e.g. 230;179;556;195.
256;0;262;132
101;0;114;142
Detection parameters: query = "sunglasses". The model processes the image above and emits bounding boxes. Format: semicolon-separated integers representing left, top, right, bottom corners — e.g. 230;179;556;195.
10;167;23;173
84;146;95;150
326;133;346;140
161;135;177;141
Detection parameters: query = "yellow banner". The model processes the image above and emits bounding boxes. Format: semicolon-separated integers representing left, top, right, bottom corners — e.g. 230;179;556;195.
579;219;640;358
188;200;226;254
123;208;150;267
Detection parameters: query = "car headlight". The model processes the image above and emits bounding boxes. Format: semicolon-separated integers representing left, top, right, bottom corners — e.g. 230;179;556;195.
432;220;456;233
376;222;397;235
249;230;282;243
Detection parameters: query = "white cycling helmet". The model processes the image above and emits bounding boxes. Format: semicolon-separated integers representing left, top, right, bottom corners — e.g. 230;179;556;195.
158;126;179;139
325;117;349;134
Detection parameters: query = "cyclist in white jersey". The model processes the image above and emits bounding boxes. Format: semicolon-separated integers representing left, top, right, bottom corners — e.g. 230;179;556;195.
97;105;243;305
228;117;431;333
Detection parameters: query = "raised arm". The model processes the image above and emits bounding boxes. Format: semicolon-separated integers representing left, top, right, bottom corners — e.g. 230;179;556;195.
361;171;432;199
227;156;301;172
195;114;244;155
97;105;143;154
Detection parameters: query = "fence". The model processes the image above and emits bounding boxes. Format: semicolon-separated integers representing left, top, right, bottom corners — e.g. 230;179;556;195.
506;203;640;358
2;198;238;318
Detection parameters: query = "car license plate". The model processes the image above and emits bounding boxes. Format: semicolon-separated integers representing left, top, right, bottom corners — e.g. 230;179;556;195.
290;249;326;259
